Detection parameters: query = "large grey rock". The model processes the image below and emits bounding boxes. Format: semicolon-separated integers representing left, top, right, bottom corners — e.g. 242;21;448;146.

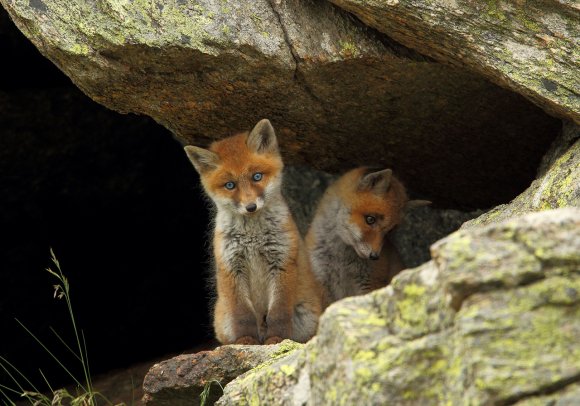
217;208;580;405
0;0;560;208
329;0;580;124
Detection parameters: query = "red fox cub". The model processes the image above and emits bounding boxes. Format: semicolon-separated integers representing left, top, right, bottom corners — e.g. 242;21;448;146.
184;119;322;345
306;167;430;307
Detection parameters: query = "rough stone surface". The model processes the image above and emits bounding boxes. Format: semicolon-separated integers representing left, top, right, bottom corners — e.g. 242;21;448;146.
217;208;580;405
463;122;580;229
142;341;302;406
0;0;561;208
329;0;580;124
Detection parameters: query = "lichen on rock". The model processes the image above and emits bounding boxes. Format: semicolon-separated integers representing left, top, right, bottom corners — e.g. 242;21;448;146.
142;341;302;406
217;208;580;405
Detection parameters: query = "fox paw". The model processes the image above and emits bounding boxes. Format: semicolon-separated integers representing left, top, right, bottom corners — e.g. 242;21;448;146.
264;336;284;345
235;336;260;345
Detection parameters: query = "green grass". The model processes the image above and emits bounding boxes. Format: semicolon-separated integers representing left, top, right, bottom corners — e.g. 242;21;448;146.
0;249;119;406
200;380;223;406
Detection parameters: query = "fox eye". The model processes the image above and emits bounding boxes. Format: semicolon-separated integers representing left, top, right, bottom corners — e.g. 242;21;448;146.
224;181;236;190
365;215;376;225
252;172;263;182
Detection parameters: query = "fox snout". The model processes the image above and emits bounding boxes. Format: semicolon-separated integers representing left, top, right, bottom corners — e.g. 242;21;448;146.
352;238;383;261
246;203;257;213
238;197;264;215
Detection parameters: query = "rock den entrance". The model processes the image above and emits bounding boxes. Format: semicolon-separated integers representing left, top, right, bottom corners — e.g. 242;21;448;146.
0;0;571;398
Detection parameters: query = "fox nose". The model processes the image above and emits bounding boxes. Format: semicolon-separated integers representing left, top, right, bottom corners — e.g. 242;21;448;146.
369;252;380;260
246;203;257;213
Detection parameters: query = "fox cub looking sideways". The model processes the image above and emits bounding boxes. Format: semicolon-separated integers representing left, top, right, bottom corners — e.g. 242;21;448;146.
184;119;322;345
306;167;429;307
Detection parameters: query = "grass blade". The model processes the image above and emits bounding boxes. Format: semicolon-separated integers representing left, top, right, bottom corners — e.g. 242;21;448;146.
50;327;82;363
14;319;86;391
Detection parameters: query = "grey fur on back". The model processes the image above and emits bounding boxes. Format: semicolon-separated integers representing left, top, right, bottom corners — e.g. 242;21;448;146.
309;196;373;302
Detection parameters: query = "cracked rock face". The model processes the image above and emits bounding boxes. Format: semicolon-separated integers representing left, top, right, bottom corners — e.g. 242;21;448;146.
0;0;560;208
216;208;580;405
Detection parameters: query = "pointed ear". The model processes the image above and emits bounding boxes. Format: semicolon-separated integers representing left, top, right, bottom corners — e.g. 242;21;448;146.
184;145;220;174
246;119;279;154
406;200;432;209
358;169;393;194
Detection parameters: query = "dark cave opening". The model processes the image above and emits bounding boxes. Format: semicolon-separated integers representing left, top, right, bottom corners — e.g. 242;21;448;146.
0;9;214;393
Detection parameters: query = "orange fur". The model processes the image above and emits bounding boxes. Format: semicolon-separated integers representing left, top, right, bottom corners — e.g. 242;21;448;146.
307;167;411;306
185;120;322;344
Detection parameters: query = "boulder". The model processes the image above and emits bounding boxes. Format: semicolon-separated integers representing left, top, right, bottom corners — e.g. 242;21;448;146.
142;341;302;406
329;0;580;124
217;208;580;405
0;0;560;208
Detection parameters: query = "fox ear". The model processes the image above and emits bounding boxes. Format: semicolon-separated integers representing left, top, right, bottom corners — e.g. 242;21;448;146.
184;145;220;174
247;119;279;154
406;200;432;209
359;169;393;194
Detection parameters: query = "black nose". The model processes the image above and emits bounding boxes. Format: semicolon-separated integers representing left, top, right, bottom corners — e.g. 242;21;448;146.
369;252;380;260
246;203;257;213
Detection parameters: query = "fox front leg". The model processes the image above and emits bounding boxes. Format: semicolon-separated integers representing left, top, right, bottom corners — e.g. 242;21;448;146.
264;271;294;344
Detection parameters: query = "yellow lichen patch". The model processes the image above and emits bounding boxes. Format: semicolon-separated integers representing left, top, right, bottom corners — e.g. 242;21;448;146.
403;283;426;297
279;364;295;376
339;40;360;58
354;350;376;361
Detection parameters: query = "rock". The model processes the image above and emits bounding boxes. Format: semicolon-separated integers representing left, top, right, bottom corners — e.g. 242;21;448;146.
0;0;560;208
463;122;580;229
142;340;302;406
217;208;580;405
329;0;580;124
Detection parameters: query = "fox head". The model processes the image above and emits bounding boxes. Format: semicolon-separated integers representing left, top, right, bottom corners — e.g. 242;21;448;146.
184;119;284;215
336;168;430;260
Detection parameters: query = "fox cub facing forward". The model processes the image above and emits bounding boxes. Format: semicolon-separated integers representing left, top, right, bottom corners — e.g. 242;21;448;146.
306;167;429;307
184;119;322;345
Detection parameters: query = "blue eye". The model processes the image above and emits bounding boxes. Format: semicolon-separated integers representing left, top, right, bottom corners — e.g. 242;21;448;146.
252;173;263;182
225;181;235;190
